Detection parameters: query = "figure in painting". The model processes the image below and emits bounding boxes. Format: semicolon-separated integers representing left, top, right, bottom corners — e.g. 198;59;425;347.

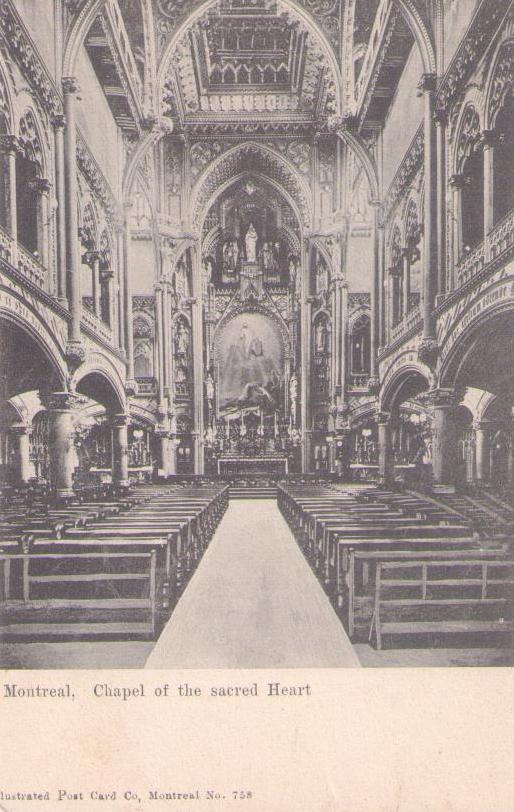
219;315;282;415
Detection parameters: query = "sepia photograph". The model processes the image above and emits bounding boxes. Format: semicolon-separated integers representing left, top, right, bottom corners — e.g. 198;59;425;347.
1;0;514;677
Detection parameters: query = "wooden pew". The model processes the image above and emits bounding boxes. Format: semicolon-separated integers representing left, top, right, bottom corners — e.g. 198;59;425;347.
371;558;514;649
0;550;159;640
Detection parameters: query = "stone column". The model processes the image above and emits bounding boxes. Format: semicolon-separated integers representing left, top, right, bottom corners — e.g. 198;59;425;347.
402;249;410;319
62;77;81;342
434;109;447;296
449;174;465;288
377;411;394;484
122;203;135;385
419;74;438;355
475;422;490;482
100;266;114;328
155;429;170;479
52;114;67;301
30;177;51;272
84;250;101;316
429;389;459;485
154;284;165;410
482;129;496;260
10;424;31;484
111;413;129;488
43;392;78;501
191;249;205;475
116;224;125;352
0;135;20;264
378;221;386;349
162;281;171;397
301;292;313;473
369;202;382;389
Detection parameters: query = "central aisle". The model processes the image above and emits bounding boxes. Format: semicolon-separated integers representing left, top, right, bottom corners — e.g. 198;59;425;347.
146;499;360;668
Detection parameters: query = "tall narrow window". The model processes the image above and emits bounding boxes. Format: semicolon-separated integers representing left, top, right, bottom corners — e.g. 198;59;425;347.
461;146;484;252
350;314;371;376
494;93;514;225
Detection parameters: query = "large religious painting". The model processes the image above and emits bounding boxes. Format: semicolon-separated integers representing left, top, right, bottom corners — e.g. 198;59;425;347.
216;313;284;417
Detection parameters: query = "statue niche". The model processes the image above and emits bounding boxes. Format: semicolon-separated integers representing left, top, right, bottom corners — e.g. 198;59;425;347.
312;312;331;395
208;179;294;287
173;316;191;396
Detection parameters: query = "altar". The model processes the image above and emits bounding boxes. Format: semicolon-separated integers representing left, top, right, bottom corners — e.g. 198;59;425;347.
217;456;289;475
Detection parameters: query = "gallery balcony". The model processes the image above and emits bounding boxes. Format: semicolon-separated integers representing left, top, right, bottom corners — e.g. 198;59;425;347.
389;302;422;346
0;225;47;290
453;208;514;291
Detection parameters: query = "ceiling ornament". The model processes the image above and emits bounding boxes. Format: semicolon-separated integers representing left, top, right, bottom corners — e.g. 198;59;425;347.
160;0;340;120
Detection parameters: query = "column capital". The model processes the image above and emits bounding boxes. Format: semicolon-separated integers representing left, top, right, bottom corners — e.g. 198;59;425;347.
421;387;460;409
29;177;52;196
480;129;498;149
0;134;22;156
367;375;380;396
51;113;66;130
41;391;81;412
111;413;130;428
65;340;87;370
62;76;80;95
417;336;439;367
433;108;448;127
418;73;437;94
376;410;391;425
449;173;466;189
9;423;30;437
82;249;102;267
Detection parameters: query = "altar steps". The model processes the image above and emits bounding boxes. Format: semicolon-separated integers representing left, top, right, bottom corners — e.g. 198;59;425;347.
229;486;277;499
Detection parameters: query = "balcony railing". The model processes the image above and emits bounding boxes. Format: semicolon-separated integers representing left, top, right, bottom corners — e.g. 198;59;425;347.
17;243;46;289
135;377;157;395
456;208;514;289
456;242;485;288
0;224;13;263
81;306;113;345
488;208;514;262
348;373;369;389
390;303;422;343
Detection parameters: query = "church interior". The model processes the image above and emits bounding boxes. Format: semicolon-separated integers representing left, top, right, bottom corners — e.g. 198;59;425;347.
1;0;514;668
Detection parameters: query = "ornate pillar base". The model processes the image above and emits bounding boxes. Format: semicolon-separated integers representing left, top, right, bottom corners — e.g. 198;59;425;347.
377;411;394;485
301;429;312;474
427;389;460;485
42;392;80;501
10;424;31;484
193;431;204;476
155;429;174;478
111;413;130;489
475;423;490;482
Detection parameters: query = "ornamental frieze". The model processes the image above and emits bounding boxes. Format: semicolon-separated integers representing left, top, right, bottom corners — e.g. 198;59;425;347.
0;0;61;117
436;0;512;118
76;133;119;222
382;125;424;221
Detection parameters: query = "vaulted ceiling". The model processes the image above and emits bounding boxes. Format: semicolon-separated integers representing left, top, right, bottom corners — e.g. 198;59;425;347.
160;0;340;125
